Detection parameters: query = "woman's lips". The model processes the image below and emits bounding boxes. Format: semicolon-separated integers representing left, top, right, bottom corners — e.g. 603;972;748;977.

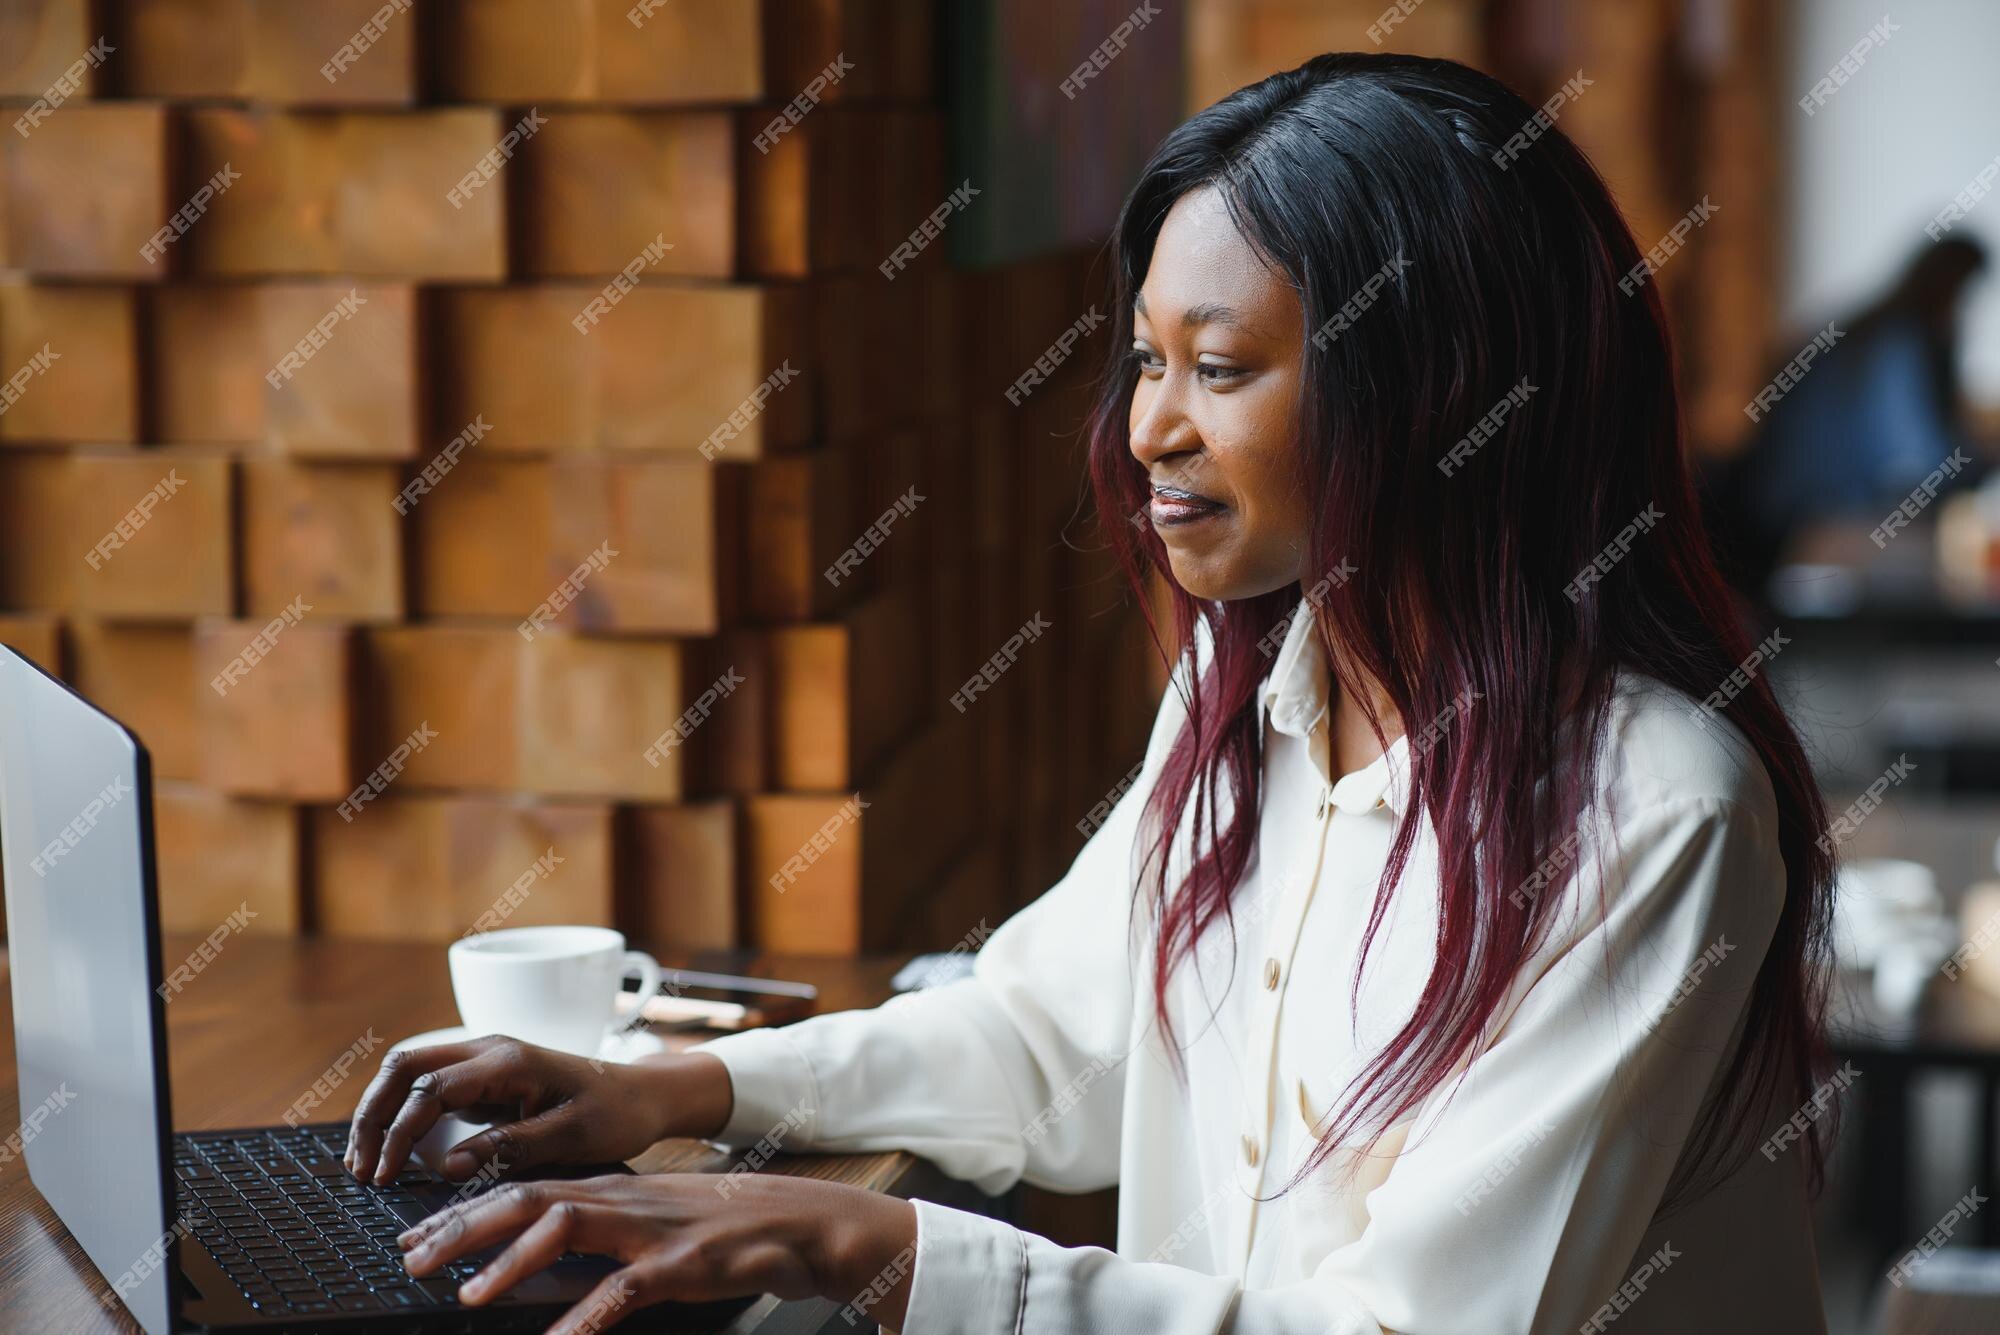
1149;485;1226;527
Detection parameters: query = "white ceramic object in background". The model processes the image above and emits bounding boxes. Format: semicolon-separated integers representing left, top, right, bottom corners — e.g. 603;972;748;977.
446;925;662;1058
1834;857;1957;1019
1833;857;1943;970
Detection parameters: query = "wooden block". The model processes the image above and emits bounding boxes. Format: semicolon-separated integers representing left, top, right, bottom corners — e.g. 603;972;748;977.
748;447;853;620
518;634;682;801
545;456;724;635
69;620;200;779
0;451;74;608
240;458;404;620
618;801;737;951
870;721;974;910
748;723;972;955
153;782;300;934
745;725;970;954
408;455;555;618
436;0;762;105
602;285;811;455
0;0;97;99
927;552;977;714
740;107;942;279
72;451;234;618
914;267;961;421
121;0;419;104
515;112;733;279
258;283;420;459
743;793;863;953
681;631;768;796
149;285;266;443
180;108;507;279
767;591;919;790
0;283;138;443
435;287;592;452
3;103;168;278
438;283;810;456
765;0;935;103
813;270;926;441
901;839;1007;955
358;626;521;790
0;612;62;676
259;0;417;104
195;618;352;799
849;426;928;593
313;796;614;941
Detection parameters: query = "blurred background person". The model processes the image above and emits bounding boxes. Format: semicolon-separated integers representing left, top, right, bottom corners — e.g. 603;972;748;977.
1710;237;1991;596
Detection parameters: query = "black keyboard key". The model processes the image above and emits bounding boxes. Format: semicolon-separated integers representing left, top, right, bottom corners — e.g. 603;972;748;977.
375;1286;429;1309
338;1293;385;1311
416;1279;459;1302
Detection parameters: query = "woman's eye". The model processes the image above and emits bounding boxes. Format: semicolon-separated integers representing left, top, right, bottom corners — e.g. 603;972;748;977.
1196;362;1246;385
1131;348;1165;376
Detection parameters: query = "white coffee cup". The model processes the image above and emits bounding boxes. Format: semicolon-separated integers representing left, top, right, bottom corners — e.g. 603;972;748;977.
449;926;661;1057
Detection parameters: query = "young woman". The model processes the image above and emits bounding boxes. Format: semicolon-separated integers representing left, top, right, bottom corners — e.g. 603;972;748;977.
348;53;1837;1333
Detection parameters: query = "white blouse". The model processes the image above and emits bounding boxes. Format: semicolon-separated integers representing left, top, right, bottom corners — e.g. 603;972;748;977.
701;600;1826;1333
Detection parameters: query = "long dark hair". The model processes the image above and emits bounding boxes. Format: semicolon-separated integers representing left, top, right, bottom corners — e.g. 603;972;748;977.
1085;52;1836;1206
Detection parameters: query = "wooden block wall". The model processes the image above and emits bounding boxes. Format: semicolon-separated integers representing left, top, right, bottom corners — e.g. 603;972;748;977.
0;0;1157;956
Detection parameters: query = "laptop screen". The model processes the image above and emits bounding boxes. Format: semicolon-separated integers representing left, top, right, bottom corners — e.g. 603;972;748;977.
0;647;178;1335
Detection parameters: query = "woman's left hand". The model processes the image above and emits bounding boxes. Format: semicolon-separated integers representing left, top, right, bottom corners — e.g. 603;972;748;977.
396;1171;919;1334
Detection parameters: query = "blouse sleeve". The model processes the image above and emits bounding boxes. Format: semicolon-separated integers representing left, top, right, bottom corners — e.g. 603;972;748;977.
695;669;1189;1196
894;795;1792;1335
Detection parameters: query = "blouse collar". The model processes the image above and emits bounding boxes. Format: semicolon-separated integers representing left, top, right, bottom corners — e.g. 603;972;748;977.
1258;596;1411;816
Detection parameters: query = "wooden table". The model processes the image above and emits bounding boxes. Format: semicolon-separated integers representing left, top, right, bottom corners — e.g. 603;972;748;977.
0;934;977;1333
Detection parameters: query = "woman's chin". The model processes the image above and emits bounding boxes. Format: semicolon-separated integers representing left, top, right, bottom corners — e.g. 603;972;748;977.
1164;556;1266;603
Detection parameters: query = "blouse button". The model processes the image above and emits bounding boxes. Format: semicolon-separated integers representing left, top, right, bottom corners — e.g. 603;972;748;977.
1262;958;1281;990
1241;1133;1260;1167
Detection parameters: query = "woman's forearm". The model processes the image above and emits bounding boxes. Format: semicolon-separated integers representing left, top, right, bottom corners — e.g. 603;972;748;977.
632;1050;736;1141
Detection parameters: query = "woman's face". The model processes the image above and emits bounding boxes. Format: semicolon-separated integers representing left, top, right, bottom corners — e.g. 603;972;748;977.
1130;185;1312;601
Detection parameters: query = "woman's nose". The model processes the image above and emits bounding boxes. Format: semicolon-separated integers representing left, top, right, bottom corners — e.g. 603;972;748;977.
1128;378;1199;468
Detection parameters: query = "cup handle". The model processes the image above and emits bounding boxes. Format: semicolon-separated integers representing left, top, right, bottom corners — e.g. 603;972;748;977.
606;950;663;1046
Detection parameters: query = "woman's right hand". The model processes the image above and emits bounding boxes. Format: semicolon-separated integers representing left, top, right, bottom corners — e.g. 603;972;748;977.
344;1036;734;1186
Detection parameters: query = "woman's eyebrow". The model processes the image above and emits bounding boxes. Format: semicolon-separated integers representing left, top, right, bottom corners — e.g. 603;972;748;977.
1132;293;1252;332
1181;301;1249;331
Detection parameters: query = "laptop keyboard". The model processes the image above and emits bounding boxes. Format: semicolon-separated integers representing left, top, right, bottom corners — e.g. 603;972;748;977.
175;1123;492;1317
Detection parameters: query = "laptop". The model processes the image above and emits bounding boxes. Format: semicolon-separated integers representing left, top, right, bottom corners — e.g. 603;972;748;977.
0;645;719;1332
